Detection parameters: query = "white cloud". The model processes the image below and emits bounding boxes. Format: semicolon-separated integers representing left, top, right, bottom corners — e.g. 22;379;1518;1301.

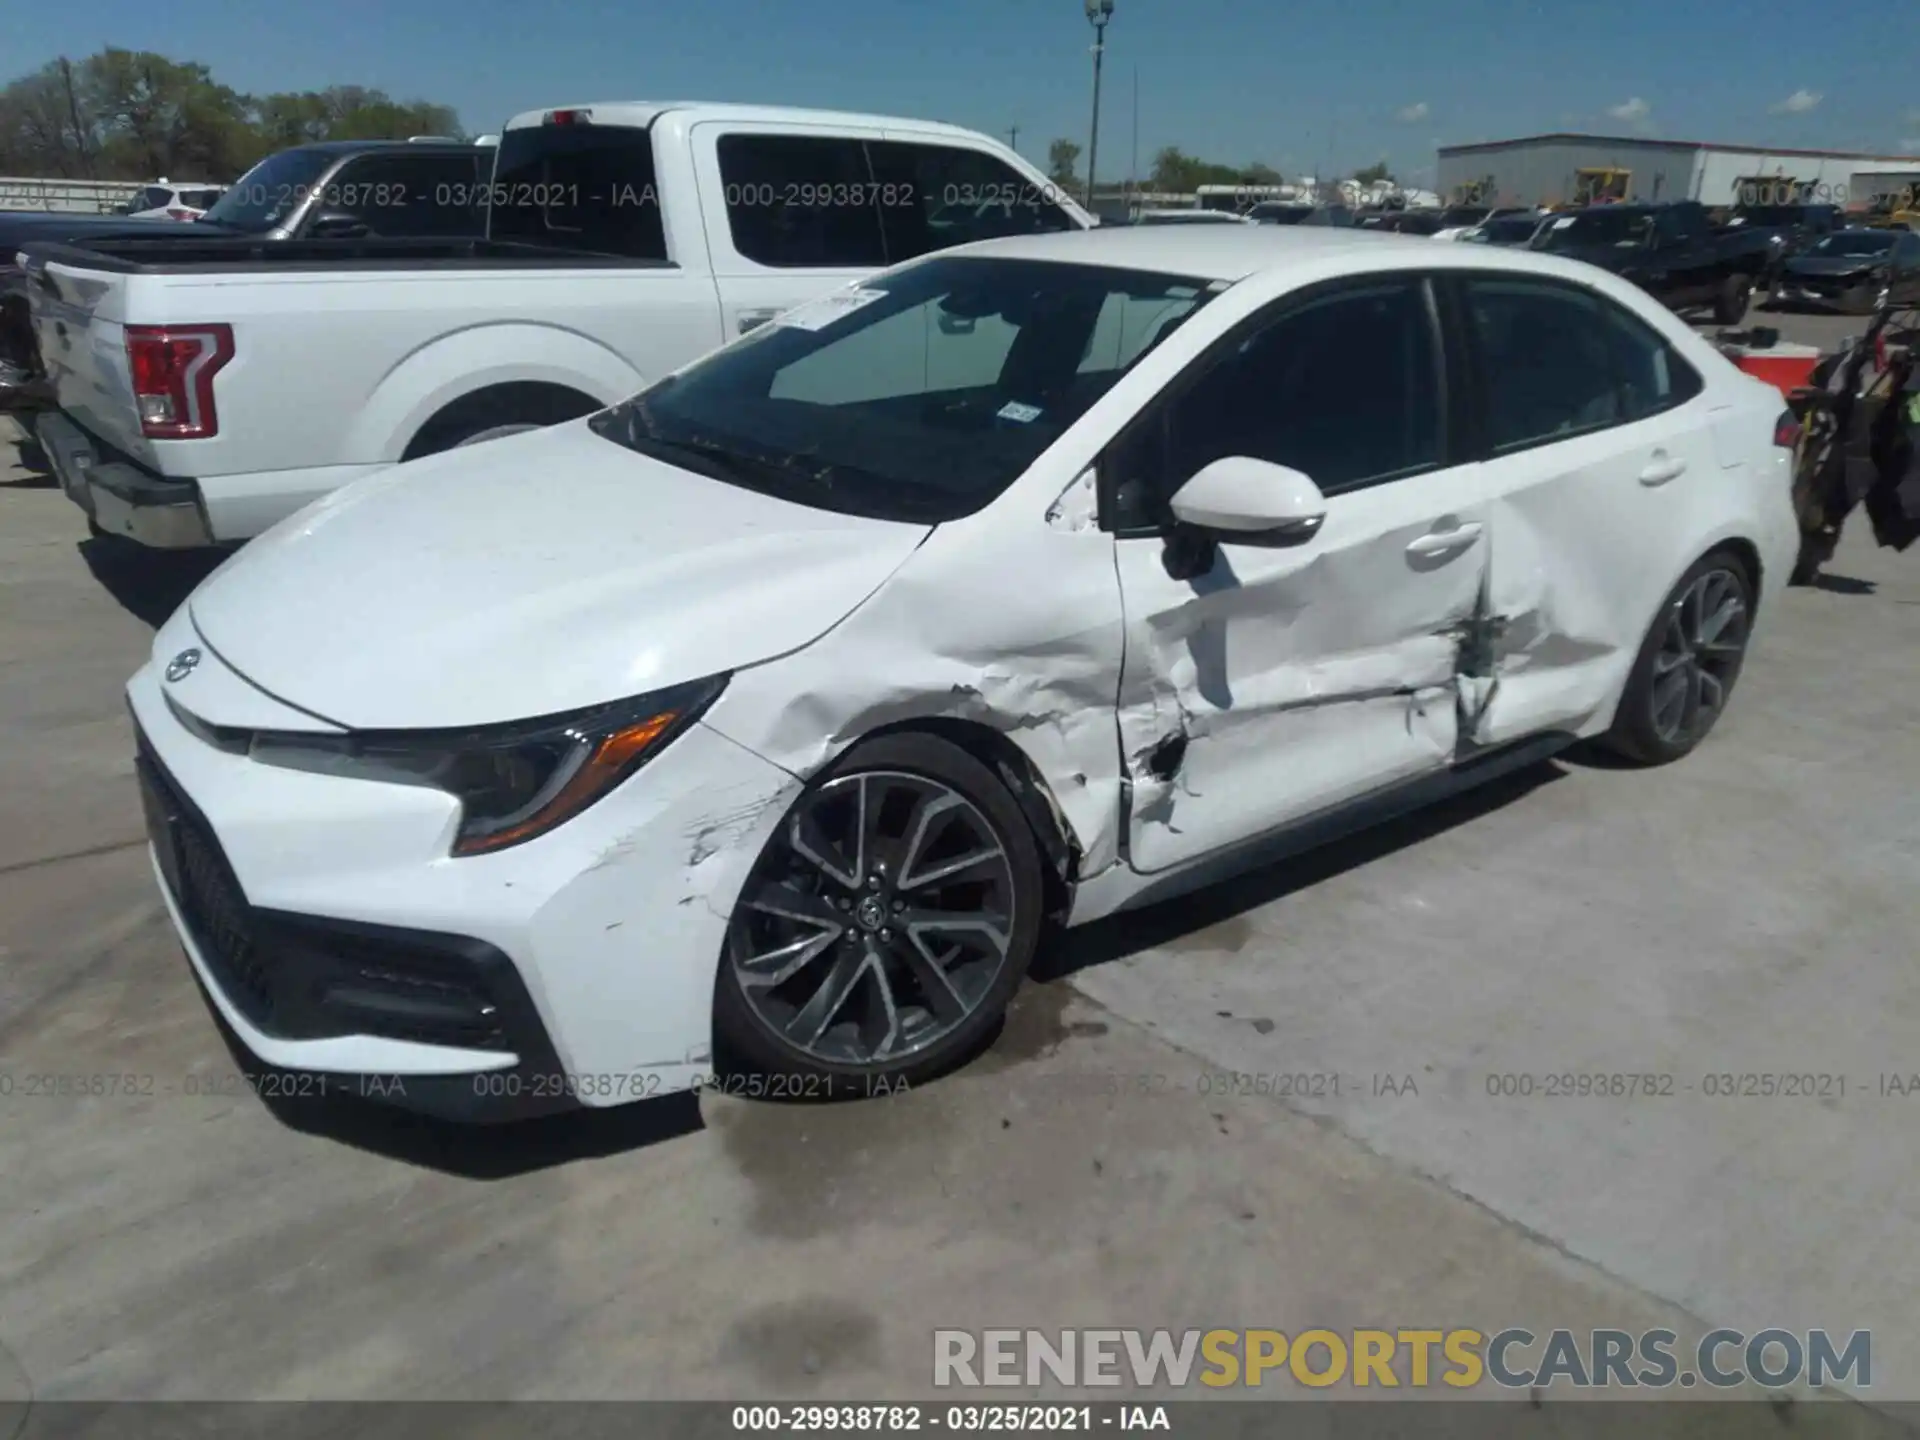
1396;102;1430;123
1770;88;1822;115
1607;97;1650;122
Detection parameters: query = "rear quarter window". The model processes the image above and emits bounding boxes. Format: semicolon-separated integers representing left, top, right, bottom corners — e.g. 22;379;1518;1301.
488;124;667;260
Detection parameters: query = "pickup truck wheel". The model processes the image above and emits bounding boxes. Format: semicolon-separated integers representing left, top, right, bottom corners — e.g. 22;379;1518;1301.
452;422;543;448
1712;275;1753;326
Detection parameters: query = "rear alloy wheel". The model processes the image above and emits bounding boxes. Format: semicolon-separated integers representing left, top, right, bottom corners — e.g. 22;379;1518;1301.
1602;553;1754;765
714;733;1043;1094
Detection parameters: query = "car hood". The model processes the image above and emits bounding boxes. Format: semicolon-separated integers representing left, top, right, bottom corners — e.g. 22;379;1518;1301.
1784;255;1884;278
182;419;933;731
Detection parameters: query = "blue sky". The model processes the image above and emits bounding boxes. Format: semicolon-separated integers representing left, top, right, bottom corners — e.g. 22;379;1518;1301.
8;0;1918;180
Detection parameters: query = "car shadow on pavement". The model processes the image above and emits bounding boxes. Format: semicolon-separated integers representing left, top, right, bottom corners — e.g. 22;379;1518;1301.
76;536;228;629
1036;759;1567;981
1811;572;1877;595
1;431;52;485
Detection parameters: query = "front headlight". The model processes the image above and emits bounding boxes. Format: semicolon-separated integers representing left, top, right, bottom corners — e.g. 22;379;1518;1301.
249;675;728;856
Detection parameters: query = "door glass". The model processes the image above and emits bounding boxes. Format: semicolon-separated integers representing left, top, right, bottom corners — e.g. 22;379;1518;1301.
488;125;667;259
716;134;887;268
866;141;1077;262
1130;279;1442;523
1466;278;1700;449
326;154;488;237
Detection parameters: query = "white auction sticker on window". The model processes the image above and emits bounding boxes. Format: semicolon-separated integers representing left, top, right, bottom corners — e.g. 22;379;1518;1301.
775;288;889;332
997;401;1044;423
1551;216;1577;229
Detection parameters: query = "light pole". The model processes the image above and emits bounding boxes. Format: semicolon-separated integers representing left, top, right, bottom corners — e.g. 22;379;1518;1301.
1084;0;1114;212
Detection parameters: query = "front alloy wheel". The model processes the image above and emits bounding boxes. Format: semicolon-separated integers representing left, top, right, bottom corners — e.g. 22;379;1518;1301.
715;733;1043;1091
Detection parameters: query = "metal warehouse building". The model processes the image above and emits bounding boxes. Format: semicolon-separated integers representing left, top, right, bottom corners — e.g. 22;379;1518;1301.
1435;132;1920;208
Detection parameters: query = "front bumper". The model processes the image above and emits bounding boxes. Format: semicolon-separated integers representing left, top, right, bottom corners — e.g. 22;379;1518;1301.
35;410;214;548
127;639;802;1122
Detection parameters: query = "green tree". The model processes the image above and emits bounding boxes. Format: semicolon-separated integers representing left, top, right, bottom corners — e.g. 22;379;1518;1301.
0;47;465;182
1353;161;1394;185
1047;137;1082;188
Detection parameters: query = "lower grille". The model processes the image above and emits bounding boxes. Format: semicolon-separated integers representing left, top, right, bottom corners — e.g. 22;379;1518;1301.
134;720;523;1052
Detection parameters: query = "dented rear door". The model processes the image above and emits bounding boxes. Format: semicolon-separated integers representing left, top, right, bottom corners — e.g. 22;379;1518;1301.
1110;274;1490;876
1451;273;1717;748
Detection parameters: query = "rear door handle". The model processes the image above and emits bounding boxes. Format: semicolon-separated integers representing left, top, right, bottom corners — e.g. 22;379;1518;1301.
738;309;781;334
1639;453;1687;486
1405;522;1483;558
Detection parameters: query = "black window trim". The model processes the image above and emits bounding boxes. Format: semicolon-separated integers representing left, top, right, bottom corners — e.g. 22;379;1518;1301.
1443;270;1704;463
1096;270;1458;538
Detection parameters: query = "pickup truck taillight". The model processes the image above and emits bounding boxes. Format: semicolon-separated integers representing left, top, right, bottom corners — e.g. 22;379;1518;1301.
1773;410;1801;448
125;324;234;440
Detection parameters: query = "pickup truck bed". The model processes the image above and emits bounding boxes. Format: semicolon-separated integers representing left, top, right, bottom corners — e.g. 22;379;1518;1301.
28;100;1091;549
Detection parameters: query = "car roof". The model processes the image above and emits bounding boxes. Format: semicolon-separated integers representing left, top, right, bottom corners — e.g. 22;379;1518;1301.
936;224;1604;283
283;139;483;157
500;100;993;144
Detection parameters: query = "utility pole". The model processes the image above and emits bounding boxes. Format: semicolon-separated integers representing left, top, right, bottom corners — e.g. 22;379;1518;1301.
1130;65;1139;209
1007;126;1019;153
1084;0;1114;211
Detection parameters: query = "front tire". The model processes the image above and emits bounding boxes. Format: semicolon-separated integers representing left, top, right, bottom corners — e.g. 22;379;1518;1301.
713;732;1045;1096
1600;551;1755;765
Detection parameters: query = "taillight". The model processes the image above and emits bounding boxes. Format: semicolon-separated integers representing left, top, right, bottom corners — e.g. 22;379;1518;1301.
124;324;234;439
1773;410;1801;448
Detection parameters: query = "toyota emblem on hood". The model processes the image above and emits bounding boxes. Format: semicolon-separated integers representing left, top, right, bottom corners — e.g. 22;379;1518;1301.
165;648;201;682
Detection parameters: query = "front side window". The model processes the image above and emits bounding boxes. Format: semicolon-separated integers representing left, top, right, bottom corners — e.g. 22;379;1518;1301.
1464;277;1701;453
590;257;1213;523
1107;278;1443;530
716;134;886;269
866;141;1077;260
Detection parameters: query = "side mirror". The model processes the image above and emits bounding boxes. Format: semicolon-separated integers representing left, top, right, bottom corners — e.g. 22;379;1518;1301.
1167;456;1328;545
305;210;370;240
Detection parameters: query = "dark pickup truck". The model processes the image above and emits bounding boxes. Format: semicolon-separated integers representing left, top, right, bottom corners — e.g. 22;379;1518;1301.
1529;201;1780;324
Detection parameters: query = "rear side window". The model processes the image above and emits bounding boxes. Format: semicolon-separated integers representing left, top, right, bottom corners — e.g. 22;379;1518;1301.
866;141;1077;260
716;134;887;268
1463;277;1702;454
488;124;667;260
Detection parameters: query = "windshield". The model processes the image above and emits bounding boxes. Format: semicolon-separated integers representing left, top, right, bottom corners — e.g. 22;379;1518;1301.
1533;209;1654;250
201;149;335;233
590;256;1216;524
1809;232;1895;257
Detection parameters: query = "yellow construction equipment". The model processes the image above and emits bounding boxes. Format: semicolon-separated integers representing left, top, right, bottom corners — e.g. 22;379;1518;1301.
1573;167;1631;203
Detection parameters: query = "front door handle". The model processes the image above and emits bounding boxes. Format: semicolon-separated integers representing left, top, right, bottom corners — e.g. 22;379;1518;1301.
737;309;781;334
1405;522;1483;559
1639;452;1687;486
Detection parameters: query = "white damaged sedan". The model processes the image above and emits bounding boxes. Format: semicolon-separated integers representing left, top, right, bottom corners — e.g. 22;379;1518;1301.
130;226;1799;1119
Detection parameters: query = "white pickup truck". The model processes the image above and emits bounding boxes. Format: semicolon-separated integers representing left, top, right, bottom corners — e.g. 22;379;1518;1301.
26;102;1091;548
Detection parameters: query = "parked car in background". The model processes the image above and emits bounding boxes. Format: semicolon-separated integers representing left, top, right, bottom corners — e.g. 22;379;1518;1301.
123;226;1796;1115
4;138;498;415
27;102;1091;549
116;181;226;220
1530;201;1779;323
1722;202;1840;265
1458;212;1549;247
1377;209;1447;236
1769;227;1920;313
1132;209;1253;225
1248;202;1315;225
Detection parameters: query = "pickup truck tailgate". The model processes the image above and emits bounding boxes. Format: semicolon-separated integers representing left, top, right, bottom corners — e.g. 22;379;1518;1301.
27;256;150;462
